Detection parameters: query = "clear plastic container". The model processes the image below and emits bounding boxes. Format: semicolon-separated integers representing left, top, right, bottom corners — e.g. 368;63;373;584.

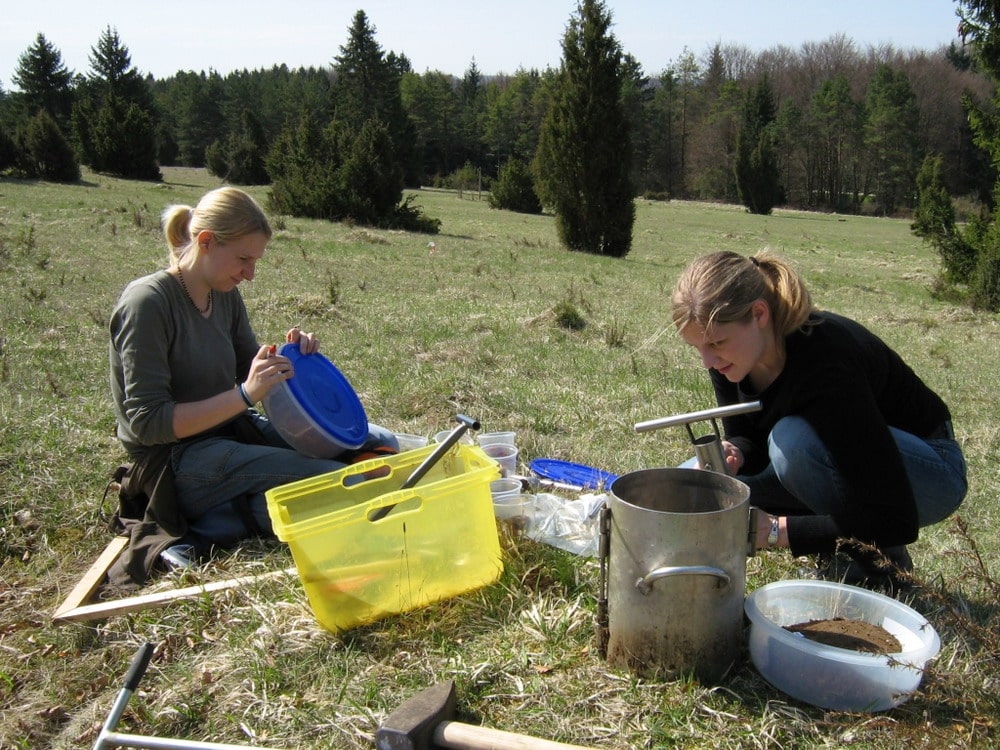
393;433;429;451
744;579;940;711
481;443;518;476
477;431;517;448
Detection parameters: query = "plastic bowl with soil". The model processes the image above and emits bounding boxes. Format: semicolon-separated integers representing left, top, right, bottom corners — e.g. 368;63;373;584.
744;580;940;712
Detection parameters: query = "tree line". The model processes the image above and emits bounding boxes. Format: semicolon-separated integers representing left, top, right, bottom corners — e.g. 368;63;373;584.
1;5;998;271
2;9;991;205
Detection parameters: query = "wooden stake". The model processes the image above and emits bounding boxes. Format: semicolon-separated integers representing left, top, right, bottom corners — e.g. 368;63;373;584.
53;566;297;623
52;535;298;624
52;536;129;620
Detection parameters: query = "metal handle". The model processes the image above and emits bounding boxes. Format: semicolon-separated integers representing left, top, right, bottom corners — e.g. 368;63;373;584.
401;414;479;490
369;414;480;521
635;565;731;595
634;401;762;433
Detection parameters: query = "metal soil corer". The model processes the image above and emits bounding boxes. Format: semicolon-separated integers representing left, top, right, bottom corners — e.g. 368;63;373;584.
369;414;480;521
633;400;763;475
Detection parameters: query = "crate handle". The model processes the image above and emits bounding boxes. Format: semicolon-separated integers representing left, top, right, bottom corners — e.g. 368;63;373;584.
367;494;423;522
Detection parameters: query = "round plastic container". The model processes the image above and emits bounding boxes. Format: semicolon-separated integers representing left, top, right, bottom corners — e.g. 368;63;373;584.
394;433;429;452
490;477;522;503
482;443;518;476
261;342;369;458
490;478;533;524
434;429;474;445
477;431;517;448
744;580;940;712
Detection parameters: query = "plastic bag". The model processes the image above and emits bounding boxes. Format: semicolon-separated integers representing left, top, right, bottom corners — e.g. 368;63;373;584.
524;492;606;557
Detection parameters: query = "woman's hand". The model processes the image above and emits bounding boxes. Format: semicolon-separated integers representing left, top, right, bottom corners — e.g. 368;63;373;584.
243;344;293;402
721;440;744;474
286;326;319;354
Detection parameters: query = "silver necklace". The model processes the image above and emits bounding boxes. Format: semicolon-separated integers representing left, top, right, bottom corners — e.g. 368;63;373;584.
176;267;212;315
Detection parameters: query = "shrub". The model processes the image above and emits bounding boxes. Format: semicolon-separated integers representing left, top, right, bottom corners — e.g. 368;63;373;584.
22;110;79;182
488;158;542;214
912;155;976;284
267;112;439;233
553;299;586;330
969;222;1000;311
0;128;18;172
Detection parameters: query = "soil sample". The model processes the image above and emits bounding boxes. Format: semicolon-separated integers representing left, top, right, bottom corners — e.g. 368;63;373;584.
784;617;901;654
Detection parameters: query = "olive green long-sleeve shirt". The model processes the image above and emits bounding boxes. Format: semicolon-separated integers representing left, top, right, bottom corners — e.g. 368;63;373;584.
109;269;258;459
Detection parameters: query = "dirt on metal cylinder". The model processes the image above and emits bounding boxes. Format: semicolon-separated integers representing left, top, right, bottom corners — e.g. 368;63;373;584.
605;467;751;683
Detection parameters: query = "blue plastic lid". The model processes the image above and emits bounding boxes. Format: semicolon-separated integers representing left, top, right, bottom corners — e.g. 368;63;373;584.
529;458;619;490
280;342;369;449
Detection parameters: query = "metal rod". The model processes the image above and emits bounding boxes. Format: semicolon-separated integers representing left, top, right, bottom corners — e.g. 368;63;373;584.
93;643;155;750
401;414;479;490
96;732;283;750
369;414;480;521
634;400;762;433
94;643;286;750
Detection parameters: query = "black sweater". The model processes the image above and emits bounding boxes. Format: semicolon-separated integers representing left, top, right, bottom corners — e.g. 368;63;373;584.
712;311;950;555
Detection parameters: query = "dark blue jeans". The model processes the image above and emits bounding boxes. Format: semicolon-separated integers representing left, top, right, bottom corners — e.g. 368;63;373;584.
171;411;398;548
740;416;967;527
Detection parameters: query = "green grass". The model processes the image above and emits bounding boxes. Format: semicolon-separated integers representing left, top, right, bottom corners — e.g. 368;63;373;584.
1;169;998;749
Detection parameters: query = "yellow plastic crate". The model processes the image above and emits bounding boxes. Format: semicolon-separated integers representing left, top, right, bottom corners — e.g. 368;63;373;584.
265;443;503;633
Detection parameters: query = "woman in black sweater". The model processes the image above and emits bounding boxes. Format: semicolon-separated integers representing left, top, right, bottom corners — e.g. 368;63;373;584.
671;250;967;591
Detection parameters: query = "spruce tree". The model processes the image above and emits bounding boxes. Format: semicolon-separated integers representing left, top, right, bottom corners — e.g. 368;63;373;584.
489;158;542;214
735;76;782;215
535;0;634;257
333;11;419;186
73;27;160;180
11;34;75;128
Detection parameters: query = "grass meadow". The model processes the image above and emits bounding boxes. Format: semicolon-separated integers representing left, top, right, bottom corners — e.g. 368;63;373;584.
1;167;998;749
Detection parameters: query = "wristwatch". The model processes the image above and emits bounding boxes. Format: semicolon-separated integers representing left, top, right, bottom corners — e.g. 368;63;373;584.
767;517;780;546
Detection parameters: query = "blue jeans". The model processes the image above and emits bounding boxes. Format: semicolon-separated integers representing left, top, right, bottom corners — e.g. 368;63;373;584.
171;411;398;549
735;416;967;528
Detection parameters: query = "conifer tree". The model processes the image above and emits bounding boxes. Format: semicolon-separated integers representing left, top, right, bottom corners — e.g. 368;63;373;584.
735;76;782;215
12;34;75;128
73;27;160;180
22;108;80;181
535;0;634;257
864;64;920;216
333;11;419;185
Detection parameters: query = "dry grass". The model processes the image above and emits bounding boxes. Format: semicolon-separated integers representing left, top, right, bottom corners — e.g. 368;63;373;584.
0;169;997;749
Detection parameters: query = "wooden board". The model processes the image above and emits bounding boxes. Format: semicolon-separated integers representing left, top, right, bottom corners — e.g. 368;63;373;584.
52;536;297;623
52;536;129;620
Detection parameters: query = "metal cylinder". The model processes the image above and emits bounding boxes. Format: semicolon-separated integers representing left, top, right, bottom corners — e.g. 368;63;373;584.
692;434;728;474
605;467;751;683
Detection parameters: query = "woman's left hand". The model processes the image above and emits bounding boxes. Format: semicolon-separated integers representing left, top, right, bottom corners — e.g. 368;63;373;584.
286;326;319;354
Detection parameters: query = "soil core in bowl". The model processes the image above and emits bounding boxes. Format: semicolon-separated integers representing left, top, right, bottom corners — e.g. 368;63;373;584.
784;617;901;654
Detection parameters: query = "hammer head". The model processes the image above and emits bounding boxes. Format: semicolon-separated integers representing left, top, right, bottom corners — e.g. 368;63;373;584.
376;680;457;750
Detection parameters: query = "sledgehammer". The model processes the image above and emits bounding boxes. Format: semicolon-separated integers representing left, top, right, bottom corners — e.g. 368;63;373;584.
376;680;596;750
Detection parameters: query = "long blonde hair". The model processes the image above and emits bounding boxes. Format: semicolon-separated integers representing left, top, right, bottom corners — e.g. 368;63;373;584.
162;186;272;265
671;250;817;341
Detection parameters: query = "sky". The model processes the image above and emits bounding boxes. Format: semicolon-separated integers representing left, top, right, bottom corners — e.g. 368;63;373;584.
3;1;964;89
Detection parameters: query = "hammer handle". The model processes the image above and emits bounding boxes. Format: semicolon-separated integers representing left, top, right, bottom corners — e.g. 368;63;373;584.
436;720;595;750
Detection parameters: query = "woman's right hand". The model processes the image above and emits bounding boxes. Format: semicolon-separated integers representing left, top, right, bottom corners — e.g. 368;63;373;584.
242;344;293;402
721;440;744;474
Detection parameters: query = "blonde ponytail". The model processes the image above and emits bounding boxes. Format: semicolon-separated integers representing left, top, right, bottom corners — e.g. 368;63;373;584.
672;250;817;340
161;187;271;267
